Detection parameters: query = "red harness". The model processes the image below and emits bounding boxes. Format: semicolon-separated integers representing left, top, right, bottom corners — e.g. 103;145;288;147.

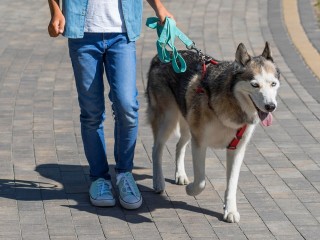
196;59;218;93
195;58;247;150
227;125;247;150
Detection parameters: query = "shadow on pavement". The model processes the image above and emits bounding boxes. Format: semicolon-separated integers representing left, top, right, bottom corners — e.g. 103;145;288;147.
0;163;223;224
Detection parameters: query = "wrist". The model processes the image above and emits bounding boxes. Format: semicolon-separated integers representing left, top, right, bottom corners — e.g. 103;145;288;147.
147;0;163;12
154;1;164;13
48;0;62;17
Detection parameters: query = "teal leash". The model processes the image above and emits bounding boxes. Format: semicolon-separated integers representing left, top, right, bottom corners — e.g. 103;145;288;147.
146;17;196;73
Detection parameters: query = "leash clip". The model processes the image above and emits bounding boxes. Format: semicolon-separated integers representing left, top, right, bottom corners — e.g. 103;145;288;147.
188;42;219;66
188;43;205;60
186;42;196;50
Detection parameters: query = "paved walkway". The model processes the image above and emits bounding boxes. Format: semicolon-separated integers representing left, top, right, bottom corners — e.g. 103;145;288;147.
0;0;320;239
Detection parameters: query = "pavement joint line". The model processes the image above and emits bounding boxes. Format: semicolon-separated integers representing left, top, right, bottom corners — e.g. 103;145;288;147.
1;0;320;239
283;0;320;80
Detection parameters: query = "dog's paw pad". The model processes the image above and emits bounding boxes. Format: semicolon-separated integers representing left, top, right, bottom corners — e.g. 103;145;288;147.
175;173;189;185
223;211;240;223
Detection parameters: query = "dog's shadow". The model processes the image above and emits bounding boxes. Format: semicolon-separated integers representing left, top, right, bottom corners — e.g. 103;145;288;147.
0;163;223;224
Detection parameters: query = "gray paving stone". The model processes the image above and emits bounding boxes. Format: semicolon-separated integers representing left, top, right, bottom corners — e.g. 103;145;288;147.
296;225;320;240
160;233;191;240
101;223;133;239
285;213;319;226
214;225;248;240
153;217;187;234
0;0;320;239
265;221;300;236
184;223;217;238
77;236;106;240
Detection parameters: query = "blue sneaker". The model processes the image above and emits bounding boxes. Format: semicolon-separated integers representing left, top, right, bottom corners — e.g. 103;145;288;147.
116;172;142;209
89;178;115;207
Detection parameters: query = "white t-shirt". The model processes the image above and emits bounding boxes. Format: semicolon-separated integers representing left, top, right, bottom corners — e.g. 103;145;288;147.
84;0;126;33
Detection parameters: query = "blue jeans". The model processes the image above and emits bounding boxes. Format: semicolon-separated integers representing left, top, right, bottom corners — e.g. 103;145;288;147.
68;33;139;181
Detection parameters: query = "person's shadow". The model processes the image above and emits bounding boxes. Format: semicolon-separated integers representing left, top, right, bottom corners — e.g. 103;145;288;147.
0;163;223;223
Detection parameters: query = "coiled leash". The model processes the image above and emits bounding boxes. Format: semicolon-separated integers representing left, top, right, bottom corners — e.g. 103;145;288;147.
146;17;218;74
146;17;194;73
146;16;219;73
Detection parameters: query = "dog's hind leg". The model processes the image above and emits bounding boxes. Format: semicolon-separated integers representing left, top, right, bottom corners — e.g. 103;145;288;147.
175;118;190;185
186;138;207;196
151;108;179;193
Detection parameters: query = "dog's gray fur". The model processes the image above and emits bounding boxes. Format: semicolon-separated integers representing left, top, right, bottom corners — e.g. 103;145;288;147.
146;42;280;223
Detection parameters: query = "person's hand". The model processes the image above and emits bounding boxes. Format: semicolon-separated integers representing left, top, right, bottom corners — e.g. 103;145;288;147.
48;11;65;37
154;3;175;24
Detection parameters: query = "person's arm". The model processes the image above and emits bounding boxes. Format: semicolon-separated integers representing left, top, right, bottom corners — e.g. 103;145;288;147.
47;0;65;37
146;0;174;24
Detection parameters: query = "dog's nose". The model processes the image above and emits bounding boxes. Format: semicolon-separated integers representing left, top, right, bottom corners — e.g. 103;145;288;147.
265;103;276;112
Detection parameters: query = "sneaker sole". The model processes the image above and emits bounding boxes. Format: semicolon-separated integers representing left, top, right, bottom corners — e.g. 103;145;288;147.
90;196;116;207
119;197;142;210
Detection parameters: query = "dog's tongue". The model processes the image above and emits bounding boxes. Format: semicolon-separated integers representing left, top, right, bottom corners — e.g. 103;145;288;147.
259;111;273;127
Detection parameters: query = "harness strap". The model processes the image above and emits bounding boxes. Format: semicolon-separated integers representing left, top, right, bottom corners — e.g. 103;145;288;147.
227;125;247;150
196;59;246;150
196;59;219;94
146;17;194;73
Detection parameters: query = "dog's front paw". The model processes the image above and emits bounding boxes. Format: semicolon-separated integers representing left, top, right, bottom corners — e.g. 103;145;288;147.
223;210;240;223
175;172;189;185
186;181;205;196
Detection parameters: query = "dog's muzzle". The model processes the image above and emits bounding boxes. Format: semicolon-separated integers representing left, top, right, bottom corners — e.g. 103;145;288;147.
249;96;275;127
265;103;276;112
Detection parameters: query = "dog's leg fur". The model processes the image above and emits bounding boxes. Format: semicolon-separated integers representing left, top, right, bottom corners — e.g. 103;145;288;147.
186;138;207;196
223;147;245;223
152;137;166;193
223;125;255;223
175;118;190;185
151;107;179;193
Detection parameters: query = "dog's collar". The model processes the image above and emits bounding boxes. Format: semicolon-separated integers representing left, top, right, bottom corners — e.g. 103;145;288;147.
227;125;247;150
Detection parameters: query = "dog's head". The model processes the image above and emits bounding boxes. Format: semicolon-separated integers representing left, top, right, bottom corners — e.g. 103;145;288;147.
233;42;280;126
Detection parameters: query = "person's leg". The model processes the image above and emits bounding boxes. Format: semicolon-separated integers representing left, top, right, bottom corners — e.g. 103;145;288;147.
68;33;115;207
68;33;110;181
103;33;141;209
103;33;139;174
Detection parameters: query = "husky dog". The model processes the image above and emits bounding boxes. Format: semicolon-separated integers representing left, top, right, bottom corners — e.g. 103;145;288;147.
146;42;280;223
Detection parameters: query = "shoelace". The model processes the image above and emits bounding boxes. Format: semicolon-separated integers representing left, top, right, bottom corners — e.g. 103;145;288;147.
116;174;139;199
97;179;110;196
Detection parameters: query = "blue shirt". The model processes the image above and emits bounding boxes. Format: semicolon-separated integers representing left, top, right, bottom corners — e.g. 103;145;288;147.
62;0;143;41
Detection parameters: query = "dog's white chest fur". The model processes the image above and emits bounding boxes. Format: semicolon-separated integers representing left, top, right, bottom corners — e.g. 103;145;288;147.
203;122;238;148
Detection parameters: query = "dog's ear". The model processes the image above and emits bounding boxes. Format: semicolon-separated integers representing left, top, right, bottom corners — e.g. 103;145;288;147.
261;41;273;62
235;43;251;66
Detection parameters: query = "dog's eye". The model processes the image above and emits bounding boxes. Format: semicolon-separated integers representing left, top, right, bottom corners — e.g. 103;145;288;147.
251;82;260;88
271;82;277;87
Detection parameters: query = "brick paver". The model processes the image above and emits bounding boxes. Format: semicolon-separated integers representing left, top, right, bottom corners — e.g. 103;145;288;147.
0;0;320;239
